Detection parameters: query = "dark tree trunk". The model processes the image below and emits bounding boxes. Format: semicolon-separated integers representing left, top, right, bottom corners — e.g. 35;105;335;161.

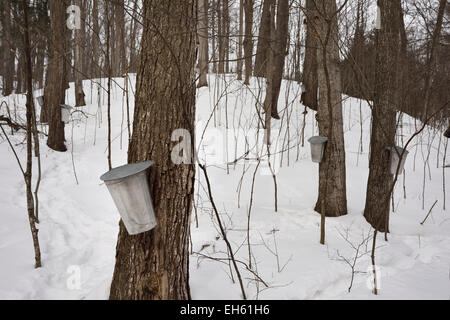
1;0;15;96
197;0;209;87
302;0;318;111
92;0;100;77
109;0;196;300
364;0;400;232
264;0;289;120
254;0;271;77
74;0;86;107
243;0;253;84
45;0;67;152
313;0;347;217
237;0;243;80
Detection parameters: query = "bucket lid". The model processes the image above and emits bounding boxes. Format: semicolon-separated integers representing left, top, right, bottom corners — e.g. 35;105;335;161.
386;146;409;155
60;104;73;110
100;161;153;182
308;136;328;144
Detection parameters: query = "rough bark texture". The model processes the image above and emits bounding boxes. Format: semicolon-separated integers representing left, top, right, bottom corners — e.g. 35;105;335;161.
109;0;196;300
243;0;253;84
313;0;347;217
302;0;318;111
45;0;67;152
363;0;399;232
254;0;271;77
92;0;101;77
74;0;86;107
197;0;209;87
264;0;289;120
237;0;243;80
1;0;15;96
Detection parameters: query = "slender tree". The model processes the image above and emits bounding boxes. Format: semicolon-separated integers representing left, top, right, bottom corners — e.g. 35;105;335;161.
45;0;68;152
198;0;209;87
109;0;197;300
1;0;15;96
302;0;319;111
74;0;86;107
364;0;400;232
243;0;253;84
313;0;347;217
254;0;271;77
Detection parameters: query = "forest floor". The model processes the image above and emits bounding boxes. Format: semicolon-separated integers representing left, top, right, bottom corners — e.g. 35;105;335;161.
0;74;449;299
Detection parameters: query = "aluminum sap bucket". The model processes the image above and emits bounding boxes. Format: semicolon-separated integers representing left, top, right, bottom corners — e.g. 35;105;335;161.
387;146;409;175
100;161;156;235
60;104;72;123
308;136;328;163
37;96;44;107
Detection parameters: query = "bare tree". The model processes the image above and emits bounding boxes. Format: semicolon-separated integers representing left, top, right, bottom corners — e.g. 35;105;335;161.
243;0;253;84
45;0;68;152
363;0;400;232
109;0;197;300
198;0;209;87
313;0;348;217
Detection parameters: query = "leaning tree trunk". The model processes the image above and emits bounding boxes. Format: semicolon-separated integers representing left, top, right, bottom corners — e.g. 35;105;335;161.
313;0;347;217
45;0;67;152
363;0;400;232
243;0;253;84
74;0;86;107
197;0;209;87
109;0;197;300
302;0;318;111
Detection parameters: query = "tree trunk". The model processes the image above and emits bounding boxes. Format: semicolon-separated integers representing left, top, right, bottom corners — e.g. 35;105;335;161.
237;0;243;80
1;0;15;96
363;0;400;232
74;0;86;107
313;0;347;217
217;0;224;74
264;0;289;120
92;0;100;78
254;0;271;77
302;0;318;111
116;0;127;75
45;0;67;152
197;0;209;87
109;0;196;300
128;0;140;73
243;0;253;84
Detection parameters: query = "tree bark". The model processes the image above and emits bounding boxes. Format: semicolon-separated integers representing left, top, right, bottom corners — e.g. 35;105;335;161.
74;0;86;107
237;0;243;80
92;0;101;77
263;0;289;120
243;0;253;84
197;0;209;87
1;0;15;96
109;0;196;300
363;0;400;232
313;0;347;217
45;0;67;152
302;0;319;111
254;0;271;77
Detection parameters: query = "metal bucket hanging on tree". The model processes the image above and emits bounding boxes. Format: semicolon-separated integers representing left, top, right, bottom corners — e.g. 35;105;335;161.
60;104;73;123
386;146;409;175
308;136;328;163
37;96;44;107
100;161;156;235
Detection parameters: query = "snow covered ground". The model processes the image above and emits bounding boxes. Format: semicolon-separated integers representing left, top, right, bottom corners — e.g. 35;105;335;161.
0;74;449;300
